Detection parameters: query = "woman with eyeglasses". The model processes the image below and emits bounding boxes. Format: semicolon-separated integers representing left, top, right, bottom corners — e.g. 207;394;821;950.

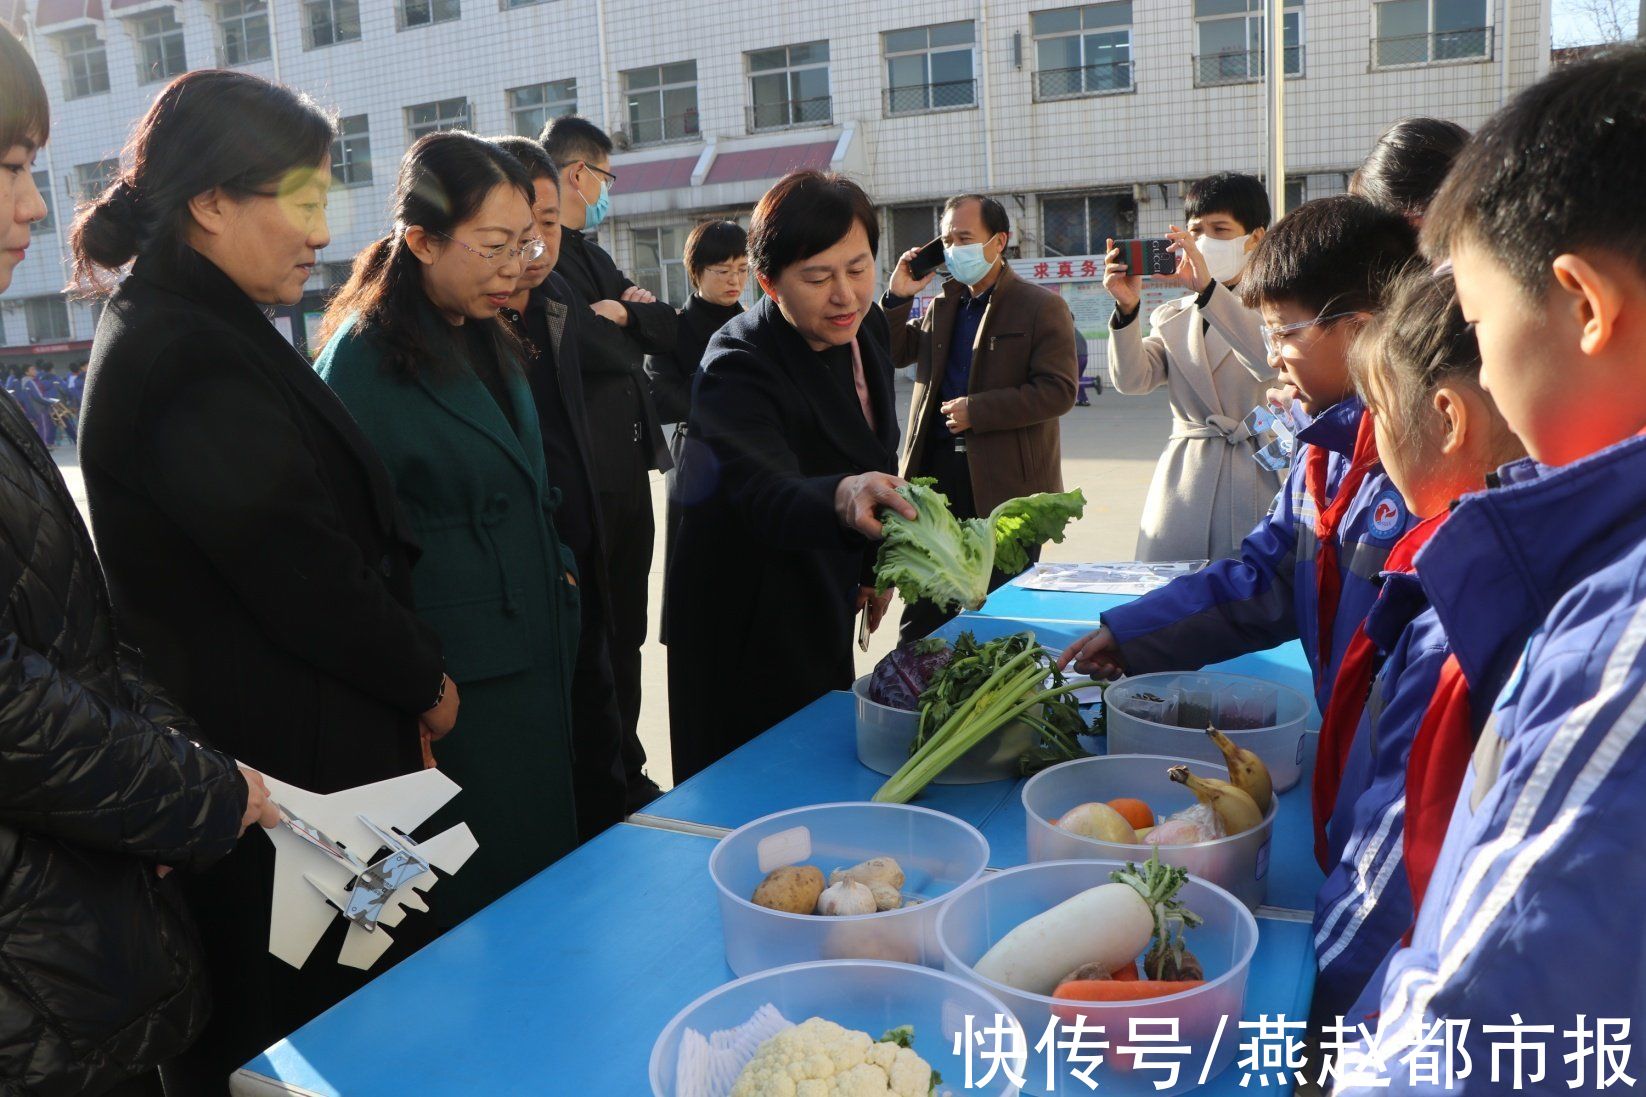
646;219;749;582
316;132;582;928
72;71;454;1093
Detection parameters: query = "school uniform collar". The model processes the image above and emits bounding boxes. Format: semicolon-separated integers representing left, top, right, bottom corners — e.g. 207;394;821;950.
1295;395;1366;458
1416;432;1646;699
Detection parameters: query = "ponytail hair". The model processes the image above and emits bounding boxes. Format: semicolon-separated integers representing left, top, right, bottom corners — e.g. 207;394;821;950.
317;131;534;380
70;70;334;296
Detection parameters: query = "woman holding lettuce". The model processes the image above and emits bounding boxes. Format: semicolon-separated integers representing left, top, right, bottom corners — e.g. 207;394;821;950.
665;171;915;781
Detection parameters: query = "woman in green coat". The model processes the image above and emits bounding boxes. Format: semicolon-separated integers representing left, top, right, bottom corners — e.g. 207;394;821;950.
314;132;580;925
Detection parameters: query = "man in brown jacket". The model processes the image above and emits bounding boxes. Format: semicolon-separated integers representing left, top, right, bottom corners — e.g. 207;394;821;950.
884;194;1080;639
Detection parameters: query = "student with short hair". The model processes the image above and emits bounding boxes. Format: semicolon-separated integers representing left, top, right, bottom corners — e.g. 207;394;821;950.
1107;171;1281;562
1339;46;1646;1091
1061;198;1420;740
1309;266;1524;1031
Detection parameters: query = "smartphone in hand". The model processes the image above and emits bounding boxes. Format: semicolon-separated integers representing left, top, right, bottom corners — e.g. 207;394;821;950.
1116;238;1177;277
908;237;947;280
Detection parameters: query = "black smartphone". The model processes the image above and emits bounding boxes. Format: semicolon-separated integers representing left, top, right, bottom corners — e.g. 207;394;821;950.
908;237;947;280
1116;238;1177;277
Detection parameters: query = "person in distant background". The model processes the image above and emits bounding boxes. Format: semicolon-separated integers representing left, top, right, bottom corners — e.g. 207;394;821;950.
646;218;748;574
1349;116;1469;228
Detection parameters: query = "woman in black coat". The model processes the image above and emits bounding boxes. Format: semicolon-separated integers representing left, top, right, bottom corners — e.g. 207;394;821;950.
0;36;269;1097
666;172;915;782
72;73;454;1095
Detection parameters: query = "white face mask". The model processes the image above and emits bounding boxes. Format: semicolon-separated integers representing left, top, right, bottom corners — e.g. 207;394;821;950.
1197;233;1253;284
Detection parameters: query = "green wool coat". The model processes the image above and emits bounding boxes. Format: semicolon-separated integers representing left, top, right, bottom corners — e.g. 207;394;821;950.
315;314;580;925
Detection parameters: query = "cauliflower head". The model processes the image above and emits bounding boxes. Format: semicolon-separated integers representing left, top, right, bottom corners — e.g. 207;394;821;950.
729;1017;935;1097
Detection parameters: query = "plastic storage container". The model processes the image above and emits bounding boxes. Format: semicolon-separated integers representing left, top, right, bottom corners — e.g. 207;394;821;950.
1021;755;1277;911
709;802;991;976
1105;671;1312;792
854;674;1035;784
938;860;1258;1096
650;959;1026;1096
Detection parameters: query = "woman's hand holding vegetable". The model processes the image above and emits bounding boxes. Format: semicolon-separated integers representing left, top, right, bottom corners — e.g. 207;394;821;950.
835;472;916;540
1058;625;1126;679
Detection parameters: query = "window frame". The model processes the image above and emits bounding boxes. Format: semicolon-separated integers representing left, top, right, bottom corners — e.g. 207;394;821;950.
1192;0;1305;87
1372;0;1492;68
132;8;188;86
69;159;120;208
507;79;578;138
1031;3;1136;101
399;0;461;30
304;0;362;49
216;0;272;66
32;171;54;236
1040;191;1137;258
405;98;473;144
331;115;373;188
24;296;71;344
58;27;111;100
883;21;978;116
746;41;833;132
621;61;701;146
630;225;693;306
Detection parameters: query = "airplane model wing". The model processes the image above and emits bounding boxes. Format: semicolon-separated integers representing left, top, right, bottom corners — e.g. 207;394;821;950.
263;770;477;971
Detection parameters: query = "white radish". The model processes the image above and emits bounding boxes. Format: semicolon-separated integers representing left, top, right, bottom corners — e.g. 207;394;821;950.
973;883;1153;995
972;856;1202;996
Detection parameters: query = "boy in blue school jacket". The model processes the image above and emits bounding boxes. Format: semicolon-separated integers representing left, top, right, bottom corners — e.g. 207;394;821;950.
1338;46;1646;1094
1060;197;1420;724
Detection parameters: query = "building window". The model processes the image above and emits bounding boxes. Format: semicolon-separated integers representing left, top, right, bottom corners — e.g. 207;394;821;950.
133;9;188;85
504;0;546;5
400;0;460;29
332;115;372;187
747;42;831;131
888;203;942;261
58;28;110;99
1374;0;1490;66
32;172;54;235
70;159;120;207
1032;3;1134;99
622;61;699;145
217;0;271;66
631;226;692;305
25;296;71;343
406;98;472;143
1193;0;1304;86
508;80;577;138
1041;193;1136;256
305;0;361;49
884;22;976;114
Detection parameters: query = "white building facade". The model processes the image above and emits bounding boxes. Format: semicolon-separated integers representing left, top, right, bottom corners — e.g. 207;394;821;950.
4;0;1549;361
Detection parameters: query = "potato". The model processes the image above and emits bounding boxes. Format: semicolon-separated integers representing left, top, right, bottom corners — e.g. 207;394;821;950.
1057;802;1138;844
752;865;825;914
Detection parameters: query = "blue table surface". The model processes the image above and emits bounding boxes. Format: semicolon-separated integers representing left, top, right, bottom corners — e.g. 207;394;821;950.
239;823;1316;1096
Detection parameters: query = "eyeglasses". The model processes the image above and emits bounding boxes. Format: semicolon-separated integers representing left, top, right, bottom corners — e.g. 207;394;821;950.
1260;311;1359;357
433;232;546;264
703;264;749;280
581;162;617;186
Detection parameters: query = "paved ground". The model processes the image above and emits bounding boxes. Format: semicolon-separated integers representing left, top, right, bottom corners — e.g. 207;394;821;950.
54;378;1176;791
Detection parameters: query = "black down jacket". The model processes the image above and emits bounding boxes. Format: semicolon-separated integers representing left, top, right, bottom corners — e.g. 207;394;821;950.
0;393;246;1095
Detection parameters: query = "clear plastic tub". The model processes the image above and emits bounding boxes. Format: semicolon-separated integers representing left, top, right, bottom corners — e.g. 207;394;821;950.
1106;671;1312;792
649;959;1026;1096
937;860;1258;1096
1021;755;1277;911
709;802;991;976
854;675;1034;784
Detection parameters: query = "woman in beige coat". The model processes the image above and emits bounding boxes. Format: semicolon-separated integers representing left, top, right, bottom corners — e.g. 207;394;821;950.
1105;173;1282;561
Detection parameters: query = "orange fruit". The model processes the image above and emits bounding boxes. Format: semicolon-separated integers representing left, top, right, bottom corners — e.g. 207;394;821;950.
1106;798;1154;830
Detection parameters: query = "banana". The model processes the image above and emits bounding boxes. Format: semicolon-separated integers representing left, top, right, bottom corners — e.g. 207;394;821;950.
1205;724;1274;815
1167;765;1265;836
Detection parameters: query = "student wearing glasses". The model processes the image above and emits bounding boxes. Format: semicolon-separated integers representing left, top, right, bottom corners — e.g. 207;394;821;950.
316;132;582;926
646;219;749;566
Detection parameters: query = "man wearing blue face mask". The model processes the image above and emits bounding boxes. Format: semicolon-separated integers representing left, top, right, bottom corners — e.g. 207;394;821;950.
540;115;675;813
884;194;1080;640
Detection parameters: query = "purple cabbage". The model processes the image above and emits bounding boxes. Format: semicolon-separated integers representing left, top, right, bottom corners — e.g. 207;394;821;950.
867;638;954;711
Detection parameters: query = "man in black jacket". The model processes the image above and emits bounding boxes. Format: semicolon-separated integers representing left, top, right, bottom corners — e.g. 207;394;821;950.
493;137;630;837
540;116;673;808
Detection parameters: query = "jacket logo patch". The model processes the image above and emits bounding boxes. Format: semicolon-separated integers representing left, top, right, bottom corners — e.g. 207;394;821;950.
1368;488;1406;541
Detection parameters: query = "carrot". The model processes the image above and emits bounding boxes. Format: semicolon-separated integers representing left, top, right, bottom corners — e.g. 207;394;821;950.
1110;962;1140;982
1106;798;1154;830
1052;978;1205;1001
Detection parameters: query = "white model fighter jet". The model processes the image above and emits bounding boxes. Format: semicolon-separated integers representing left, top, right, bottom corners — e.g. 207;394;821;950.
263;769;478;971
